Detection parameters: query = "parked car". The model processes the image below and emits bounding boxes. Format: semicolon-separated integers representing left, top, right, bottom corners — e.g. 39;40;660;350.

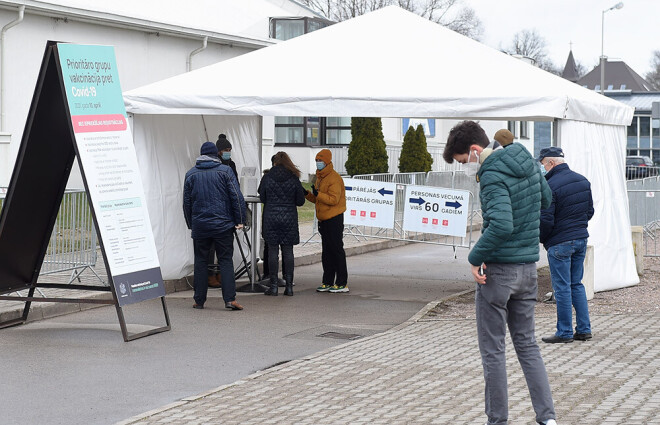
626;155;658;179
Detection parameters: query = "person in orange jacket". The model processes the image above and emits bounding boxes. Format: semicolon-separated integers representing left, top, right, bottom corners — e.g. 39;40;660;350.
305;149;349;293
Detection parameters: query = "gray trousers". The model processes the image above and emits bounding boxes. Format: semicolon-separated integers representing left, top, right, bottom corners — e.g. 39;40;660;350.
476;262;555;425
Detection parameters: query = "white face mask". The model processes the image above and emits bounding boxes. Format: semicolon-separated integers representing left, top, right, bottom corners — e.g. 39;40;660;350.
465;150;480;177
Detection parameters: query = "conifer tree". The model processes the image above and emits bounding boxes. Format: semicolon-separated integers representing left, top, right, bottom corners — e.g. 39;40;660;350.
345;117;389;176
398;124;433;172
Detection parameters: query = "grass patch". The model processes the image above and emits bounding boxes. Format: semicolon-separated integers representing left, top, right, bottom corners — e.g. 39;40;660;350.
299;182;316;222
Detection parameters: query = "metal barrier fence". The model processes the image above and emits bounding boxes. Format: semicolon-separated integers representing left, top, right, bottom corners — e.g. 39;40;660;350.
328;146;465;175
627;165;660;181
0;188;104;284
627;177;660;257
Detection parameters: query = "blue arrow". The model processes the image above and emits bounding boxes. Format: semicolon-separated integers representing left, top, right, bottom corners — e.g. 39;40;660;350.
409;197;425;205
345;186;352;191
378;188;393;196
445;201;462;209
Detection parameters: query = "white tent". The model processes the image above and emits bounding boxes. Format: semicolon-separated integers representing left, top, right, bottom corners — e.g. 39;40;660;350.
125;6;638;291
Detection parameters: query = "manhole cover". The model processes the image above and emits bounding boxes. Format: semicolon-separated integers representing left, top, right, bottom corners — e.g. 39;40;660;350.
317;331;362;340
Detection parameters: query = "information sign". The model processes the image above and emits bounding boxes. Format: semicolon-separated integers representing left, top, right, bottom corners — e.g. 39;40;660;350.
402;185;470;237
343;178;396;228
57;44;165;306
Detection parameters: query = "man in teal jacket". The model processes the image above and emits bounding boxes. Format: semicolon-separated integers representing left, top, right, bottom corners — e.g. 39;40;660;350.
443;122;556;425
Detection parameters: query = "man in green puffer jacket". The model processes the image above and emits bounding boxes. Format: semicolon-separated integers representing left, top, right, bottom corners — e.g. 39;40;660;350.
443;122;556;425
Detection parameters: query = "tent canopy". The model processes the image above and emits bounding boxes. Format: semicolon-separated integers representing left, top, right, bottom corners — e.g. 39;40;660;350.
124;6;633;126
125;6;638;291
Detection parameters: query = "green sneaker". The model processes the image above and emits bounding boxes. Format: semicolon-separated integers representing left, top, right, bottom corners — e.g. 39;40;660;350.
329;285;349;293
316;284;332;292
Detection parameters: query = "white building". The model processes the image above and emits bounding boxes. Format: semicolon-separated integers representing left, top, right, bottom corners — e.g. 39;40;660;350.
0;0;323;185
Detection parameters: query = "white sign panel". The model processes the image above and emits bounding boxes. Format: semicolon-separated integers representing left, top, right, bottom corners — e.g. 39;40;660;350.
58;43;165;306
402;185;470;237
343;178;396;228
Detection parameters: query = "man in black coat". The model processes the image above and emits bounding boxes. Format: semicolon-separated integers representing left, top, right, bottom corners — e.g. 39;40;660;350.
538;147;594;344
183;142;246;310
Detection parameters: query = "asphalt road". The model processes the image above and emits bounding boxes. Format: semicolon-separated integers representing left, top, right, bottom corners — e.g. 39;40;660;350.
0;243;474;425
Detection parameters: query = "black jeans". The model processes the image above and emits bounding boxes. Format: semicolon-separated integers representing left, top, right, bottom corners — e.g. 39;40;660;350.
317;213;348;286
193;229;236;305
268;244;294;284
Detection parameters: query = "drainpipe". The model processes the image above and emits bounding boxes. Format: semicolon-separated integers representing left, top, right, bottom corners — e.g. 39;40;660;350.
186;36;207;72
1;5;25;131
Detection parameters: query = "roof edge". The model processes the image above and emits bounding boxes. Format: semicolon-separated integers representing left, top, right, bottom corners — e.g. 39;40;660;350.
0;0;275;48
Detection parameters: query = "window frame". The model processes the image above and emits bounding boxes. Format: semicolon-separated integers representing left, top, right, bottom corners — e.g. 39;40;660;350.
274;117;352;147
269;16;332;40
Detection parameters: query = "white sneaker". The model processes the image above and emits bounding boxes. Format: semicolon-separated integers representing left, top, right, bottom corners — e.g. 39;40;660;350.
539;420;557;425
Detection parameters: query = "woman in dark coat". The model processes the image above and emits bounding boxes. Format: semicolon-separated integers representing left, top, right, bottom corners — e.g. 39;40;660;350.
258;152;306;296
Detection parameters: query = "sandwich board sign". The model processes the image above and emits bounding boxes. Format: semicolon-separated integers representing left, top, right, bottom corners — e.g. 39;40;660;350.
0;42;170;341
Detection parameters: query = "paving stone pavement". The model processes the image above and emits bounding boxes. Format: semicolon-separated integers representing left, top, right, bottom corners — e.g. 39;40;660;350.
118;309;660;425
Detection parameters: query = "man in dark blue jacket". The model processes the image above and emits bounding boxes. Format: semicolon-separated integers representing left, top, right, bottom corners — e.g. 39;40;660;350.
538;147;594;344
183;142;246;311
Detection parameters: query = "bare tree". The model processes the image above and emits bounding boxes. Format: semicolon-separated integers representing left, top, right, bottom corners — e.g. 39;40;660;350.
645;50;660;90
501;29;560;74
298;0;483;40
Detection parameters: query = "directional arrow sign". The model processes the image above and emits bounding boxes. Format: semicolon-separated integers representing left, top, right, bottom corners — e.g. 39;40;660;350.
342;177;396;229
403;185;470;237
409;197;425;205
445;201;462;209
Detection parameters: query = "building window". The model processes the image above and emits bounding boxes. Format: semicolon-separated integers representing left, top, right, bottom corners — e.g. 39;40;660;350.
627;116;638;151
507;121;518;138
275;117;305;145
275;117;351;146
270;17;332;40
640;116;651;149
325;117;352;145
520;121;529;139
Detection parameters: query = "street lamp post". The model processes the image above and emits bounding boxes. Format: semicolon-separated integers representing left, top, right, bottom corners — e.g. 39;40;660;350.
601;2;624;94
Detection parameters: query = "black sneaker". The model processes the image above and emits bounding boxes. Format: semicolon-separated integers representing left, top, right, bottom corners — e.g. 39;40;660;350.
573;332;592;341
542;335;573;344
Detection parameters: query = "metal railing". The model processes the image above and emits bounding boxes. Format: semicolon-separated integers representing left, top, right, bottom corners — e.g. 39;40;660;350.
0;188;104;284
627;165;660;181
627;176;660;257
329;145;464;175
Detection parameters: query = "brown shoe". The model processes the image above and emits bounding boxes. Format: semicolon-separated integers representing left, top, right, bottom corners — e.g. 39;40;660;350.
208;275;221;288
225;300;243;310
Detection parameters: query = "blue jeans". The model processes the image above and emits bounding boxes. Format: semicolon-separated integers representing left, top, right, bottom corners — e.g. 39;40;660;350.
476;263;555;425
547;239;591;339
193;229;236;306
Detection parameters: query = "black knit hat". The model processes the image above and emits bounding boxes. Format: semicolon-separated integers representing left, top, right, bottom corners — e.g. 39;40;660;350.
216;133;232;151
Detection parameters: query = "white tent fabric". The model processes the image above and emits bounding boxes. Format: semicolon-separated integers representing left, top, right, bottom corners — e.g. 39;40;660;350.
558;120;639;291
125;6;637;290
124;6;632;126
131;114;260;279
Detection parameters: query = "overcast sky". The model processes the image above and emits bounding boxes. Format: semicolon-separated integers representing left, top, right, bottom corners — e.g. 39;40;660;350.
464;0;658;76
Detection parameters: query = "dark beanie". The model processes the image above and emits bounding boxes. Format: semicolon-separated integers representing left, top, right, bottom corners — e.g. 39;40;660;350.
216;133;232;151
200;141;218;156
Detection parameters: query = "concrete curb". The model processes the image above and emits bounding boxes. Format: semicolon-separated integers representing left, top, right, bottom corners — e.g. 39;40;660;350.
114;290;468;425
0;240;397;327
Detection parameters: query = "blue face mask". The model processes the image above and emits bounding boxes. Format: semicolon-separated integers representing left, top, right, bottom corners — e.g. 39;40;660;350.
221;152;231;161
539;162;547;176
316;161;326;171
